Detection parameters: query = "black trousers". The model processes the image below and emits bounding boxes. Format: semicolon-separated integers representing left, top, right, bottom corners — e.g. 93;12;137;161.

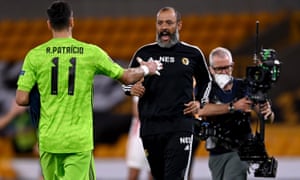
141;132;195;180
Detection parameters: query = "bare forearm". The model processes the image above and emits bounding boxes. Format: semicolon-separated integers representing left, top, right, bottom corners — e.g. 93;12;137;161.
198;97;253;117
198;103;230;116
16;90;30;106
118;67;145;85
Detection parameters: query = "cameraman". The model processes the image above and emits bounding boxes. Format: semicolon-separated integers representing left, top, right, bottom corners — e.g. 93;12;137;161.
184;47;274;180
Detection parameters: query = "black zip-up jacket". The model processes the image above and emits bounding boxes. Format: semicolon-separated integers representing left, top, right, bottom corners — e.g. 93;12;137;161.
123;42;212;136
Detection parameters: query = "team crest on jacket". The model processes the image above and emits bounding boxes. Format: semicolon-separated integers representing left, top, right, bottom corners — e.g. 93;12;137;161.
182;57;189;65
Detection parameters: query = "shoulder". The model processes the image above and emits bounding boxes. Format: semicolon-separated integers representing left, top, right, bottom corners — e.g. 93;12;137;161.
130;42;158;64
73;39;102;50
179;41;205;54
135;42;158;52
178;42;206;62
24;43;46;60
74;39;110;57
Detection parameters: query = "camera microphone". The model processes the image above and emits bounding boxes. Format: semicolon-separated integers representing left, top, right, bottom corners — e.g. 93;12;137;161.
254;20;260;64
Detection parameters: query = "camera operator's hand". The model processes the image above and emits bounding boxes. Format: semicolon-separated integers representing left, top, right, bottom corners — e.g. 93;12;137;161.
233;97;253;113
130;79;145;97
258;101;274;122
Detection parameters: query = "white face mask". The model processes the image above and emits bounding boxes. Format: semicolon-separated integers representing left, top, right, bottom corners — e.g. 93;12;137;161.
214;74;232;89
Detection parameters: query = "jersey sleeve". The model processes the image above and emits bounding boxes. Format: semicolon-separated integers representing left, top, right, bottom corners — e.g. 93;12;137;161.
94;46;124;79
17;51;37;92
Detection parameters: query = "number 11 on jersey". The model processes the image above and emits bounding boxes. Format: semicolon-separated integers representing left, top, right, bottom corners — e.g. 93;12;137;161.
51;57;76;95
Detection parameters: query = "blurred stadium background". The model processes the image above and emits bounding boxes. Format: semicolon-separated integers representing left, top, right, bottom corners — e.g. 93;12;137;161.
0;0;300;179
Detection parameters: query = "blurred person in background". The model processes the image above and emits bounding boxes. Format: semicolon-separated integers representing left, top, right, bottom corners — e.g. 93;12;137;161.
0;99;26;130
123;6;211;180
126;94;152;180
15;1;161;180
185;47;274;180
0;99;26;179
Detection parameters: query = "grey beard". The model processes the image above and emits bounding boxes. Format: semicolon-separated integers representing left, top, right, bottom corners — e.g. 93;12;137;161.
156;29;180;48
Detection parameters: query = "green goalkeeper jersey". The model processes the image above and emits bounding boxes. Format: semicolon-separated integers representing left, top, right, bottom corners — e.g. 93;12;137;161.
17;37;124;153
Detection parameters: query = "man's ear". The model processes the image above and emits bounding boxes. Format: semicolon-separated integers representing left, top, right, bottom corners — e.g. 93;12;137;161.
231;62;235;71
70;17;74;28
177;20;182;31
47;20;51;30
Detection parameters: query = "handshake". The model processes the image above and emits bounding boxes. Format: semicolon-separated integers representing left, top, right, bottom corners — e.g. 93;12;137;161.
137;57;163;76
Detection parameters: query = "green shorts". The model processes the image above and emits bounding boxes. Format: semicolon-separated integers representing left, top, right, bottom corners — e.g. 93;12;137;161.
39;150;95;180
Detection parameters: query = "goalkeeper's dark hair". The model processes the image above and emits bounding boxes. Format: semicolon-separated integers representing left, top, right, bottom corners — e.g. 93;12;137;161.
47;1;72;30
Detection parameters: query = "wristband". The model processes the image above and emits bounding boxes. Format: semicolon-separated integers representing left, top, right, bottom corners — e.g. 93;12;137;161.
140;65;149;76
228;102;235;113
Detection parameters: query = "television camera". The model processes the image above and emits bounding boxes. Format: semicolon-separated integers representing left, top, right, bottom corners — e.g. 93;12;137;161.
239;21;281;178
245;48;281;103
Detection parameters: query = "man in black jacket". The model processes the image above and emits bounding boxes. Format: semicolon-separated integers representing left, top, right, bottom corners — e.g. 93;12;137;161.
123;6;211;180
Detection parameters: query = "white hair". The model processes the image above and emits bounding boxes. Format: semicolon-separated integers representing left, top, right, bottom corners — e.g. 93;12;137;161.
209;47;233;66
